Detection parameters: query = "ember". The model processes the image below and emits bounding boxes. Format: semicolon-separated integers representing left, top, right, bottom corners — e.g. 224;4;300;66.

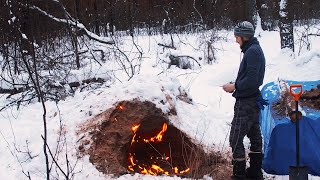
131;124;140;133
117;105;125;110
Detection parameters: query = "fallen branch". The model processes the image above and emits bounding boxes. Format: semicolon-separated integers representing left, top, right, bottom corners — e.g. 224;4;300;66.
59;50;89;59
0;78;106;95
158;43;176;50
0;87;29;95
307;33;320;37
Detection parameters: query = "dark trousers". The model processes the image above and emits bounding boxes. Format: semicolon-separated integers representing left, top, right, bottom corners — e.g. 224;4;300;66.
229;97;262;159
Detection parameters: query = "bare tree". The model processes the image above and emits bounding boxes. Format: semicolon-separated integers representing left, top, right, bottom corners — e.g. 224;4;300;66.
279;0;294;52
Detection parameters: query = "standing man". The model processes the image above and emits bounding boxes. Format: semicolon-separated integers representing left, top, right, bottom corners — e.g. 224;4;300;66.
222;21;266;180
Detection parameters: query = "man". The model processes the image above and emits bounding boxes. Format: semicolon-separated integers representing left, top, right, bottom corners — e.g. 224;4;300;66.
222;21;266;180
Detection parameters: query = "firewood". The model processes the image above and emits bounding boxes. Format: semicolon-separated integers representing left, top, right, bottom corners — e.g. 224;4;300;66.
276;80;302;121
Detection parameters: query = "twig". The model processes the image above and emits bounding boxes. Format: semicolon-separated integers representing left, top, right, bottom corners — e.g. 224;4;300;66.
81;37;102;66
157;43;176;50
41;135;68;179
0;131;32;179
307;33;320;36
146;141;174;169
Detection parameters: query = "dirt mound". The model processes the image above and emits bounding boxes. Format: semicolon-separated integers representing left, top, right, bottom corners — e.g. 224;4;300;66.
77;100;230;178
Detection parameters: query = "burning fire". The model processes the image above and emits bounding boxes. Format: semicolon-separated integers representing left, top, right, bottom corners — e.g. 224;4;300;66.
128;122;190;176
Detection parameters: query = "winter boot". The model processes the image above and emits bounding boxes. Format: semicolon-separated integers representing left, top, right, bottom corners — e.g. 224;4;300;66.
246;152;263;180
231;159;246;180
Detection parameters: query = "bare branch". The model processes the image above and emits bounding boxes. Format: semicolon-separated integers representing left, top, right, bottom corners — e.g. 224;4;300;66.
307;33;320;36
157;43;176;50
41;135;68;179
24;4;114;45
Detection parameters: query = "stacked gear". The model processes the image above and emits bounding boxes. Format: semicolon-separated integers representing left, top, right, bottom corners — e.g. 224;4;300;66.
260;80;320;176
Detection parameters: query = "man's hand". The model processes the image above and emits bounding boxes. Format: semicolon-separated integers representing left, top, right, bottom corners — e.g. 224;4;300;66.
222;83;235;93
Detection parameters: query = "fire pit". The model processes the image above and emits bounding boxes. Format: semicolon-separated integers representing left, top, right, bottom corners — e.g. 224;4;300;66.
127;114;191;175
77;100;229;178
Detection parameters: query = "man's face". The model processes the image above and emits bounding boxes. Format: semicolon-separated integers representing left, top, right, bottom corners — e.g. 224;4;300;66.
235;36;243;46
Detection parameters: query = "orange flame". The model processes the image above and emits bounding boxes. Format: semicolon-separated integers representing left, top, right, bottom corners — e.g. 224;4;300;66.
128;165;134;172
128;122;190;176
131;134;137;145
129;154;136;166
173;167;190;174
131;124;140;133
151;165;170;175
173;167;178;174
139;165;170;175
143;123;167;143
179;167;190;174
141;168;153;175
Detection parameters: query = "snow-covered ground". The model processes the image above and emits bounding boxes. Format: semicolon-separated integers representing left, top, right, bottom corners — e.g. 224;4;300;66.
0;24;320;179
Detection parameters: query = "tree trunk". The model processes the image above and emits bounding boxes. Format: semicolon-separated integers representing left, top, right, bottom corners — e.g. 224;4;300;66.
279;0;294;52
75;0;81;22
148;0;152;35
128;0;134;36
74;0;80;69
94;0;100;35
246;0;257;27
256;0;269;30
73;33;80;69
109;0;114;36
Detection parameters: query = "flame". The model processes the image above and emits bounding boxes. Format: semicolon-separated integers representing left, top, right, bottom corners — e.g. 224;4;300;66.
151;165;169;175
143;123;167;143
129;154;136;166
128;165;134;172
179;167;190;174
140;168;148;174
131;134;137;145
139;165;170;175
128;122;190;176
173;167;190;174
173;167;178;174
131;124;140;133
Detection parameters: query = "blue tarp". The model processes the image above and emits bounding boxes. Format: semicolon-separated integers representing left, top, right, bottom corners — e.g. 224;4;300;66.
260;80;320;176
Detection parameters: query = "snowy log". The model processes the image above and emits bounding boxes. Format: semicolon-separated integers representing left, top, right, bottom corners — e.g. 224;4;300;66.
168;55;201;69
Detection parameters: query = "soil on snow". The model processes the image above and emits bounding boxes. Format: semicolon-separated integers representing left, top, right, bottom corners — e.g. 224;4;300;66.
77;100;231;178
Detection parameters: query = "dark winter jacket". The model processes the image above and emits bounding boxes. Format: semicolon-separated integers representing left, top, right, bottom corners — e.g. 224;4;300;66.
232;37;265;99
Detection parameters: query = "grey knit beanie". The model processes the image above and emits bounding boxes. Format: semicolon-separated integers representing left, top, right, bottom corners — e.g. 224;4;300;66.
234;21;254;38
